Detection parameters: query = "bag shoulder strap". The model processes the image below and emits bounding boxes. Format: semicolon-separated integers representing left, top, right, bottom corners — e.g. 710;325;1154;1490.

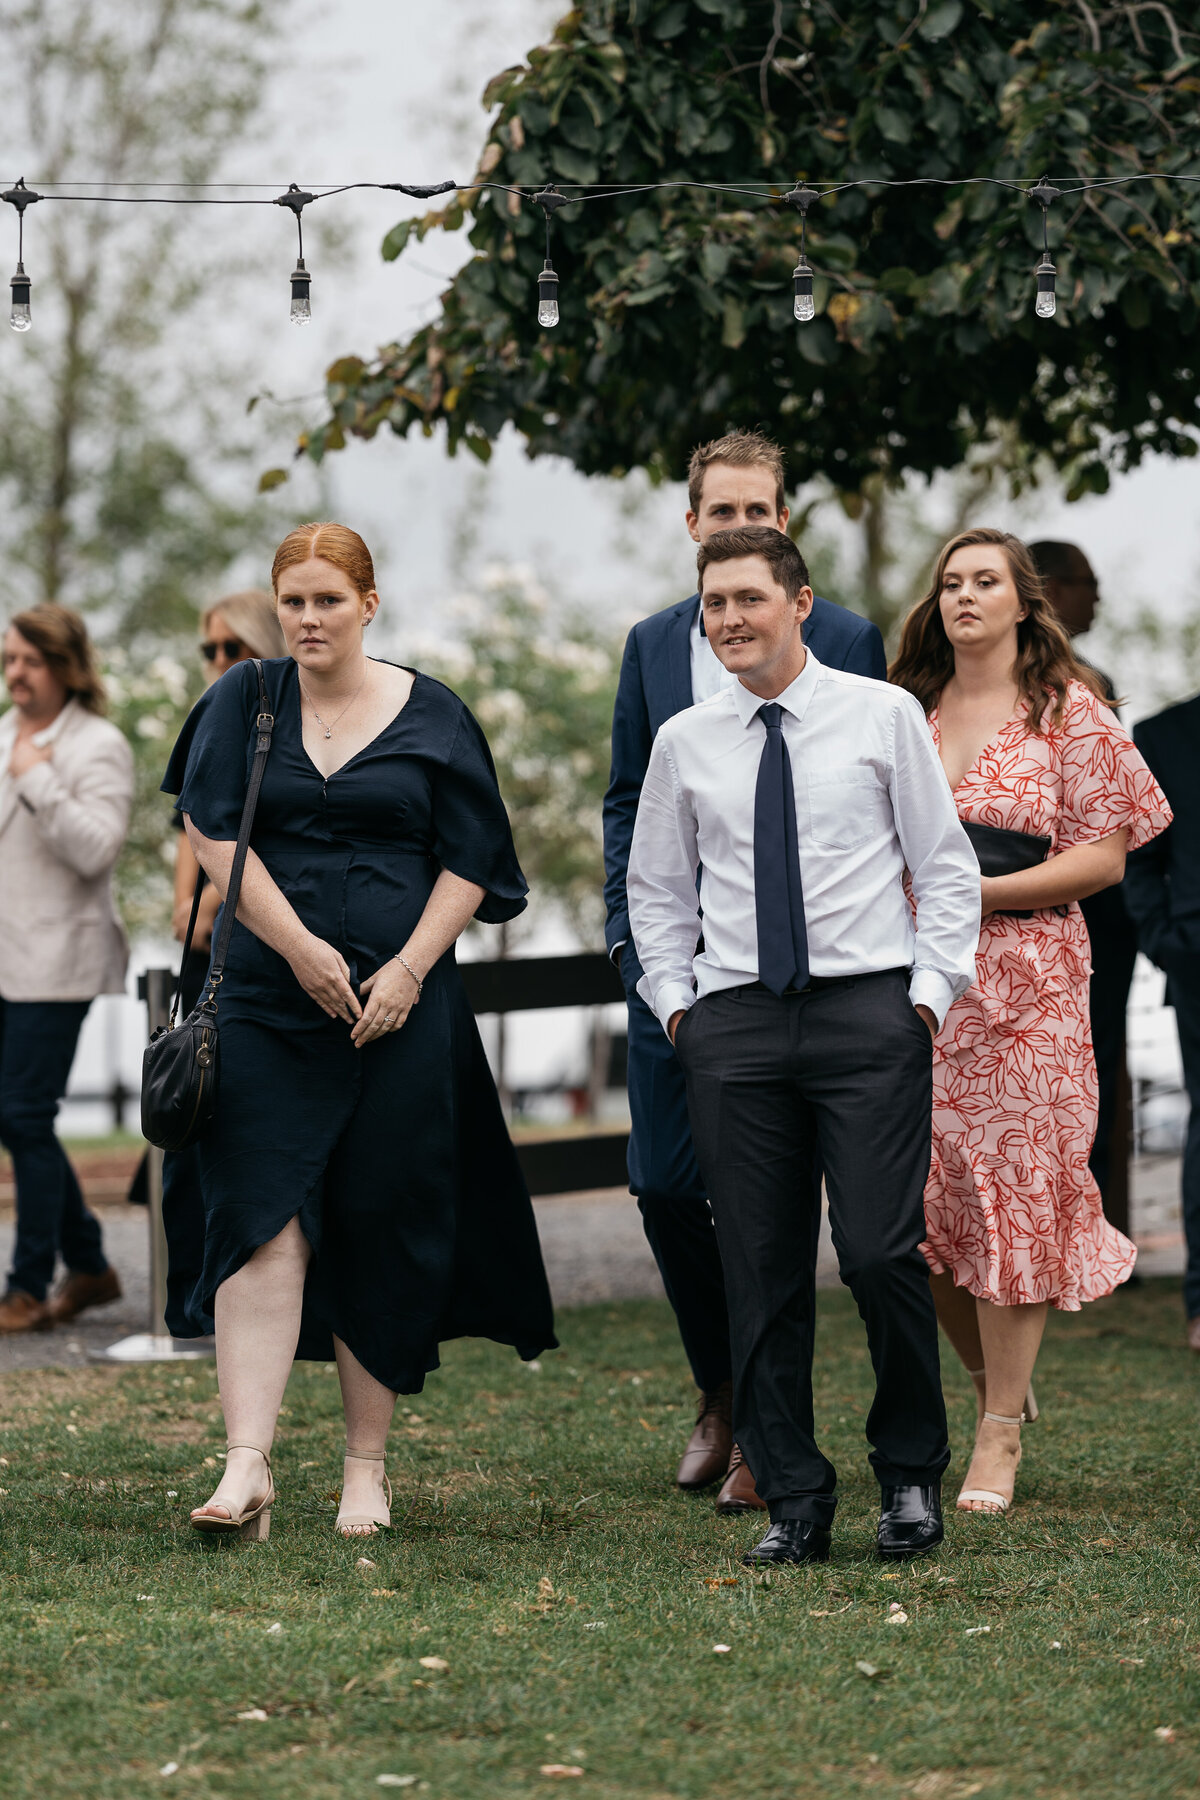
172;659;274;1022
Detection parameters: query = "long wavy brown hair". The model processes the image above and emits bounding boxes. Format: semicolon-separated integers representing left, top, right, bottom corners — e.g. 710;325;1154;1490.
889;527;1105;734
7;603;107;714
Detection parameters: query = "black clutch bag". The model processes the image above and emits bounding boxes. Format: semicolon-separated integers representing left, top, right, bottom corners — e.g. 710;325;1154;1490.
961;819;1052;921
140;660;274;1152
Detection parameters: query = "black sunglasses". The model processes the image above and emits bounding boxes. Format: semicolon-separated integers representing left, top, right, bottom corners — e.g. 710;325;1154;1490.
200;639;245;662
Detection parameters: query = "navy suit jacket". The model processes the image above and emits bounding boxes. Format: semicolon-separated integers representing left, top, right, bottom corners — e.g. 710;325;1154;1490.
1124;694;1200;966
602;593;888;955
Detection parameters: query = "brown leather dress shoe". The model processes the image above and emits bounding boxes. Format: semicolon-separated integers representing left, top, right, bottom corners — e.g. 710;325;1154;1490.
0;1289;52;1333
676;1381;733;1490
45;1267;122;1324
715;1442;767;1514
1188;1315;1200;1354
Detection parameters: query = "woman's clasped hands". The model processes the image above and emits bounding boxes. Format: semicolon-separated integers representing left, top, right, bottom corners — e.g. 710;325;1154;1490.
287;933;421;1045
353;956;421;1047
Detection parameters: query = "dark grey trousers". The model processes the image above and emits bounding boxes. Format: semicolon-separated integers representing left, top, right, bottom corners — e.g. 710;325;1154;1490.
673;970;950;1527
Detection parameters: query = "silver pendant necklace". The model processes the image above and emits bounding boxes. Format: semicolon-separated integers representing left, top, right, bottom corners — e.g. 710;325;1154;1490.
300;670;367;740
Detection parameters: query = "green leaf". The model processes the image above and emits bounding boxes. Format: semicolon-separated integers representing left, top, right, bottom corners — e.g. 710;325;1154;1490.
551;144;600;183
700;242;733;283
381;219;418;263
874;106;913;146
919;0;963;40
651;3;689;40
257;468;288;492
326;356;366;386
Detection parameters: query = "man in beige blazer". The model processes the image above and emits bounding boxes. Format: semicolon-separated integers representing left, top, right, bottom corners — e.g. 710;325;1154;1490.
0;605;133;1333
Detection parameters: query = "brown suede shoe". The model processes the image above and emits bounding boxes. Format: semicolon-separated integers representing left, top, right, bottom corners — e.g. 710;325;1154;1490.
1188;1315;1200;1354
0;1289;52;1333
45;1267;122;1325
676;1381;733;1490
715;1442;767;1514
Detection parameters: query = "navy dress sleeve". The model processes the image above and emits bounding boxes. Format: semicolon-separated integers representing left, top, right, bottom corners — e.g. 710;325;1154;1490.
161;662;257;839
433;704;529;924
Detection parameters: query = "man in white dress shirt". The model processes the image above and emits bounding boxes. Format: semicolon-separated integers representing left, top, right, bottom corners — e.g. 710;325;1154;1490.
627;527;979;1563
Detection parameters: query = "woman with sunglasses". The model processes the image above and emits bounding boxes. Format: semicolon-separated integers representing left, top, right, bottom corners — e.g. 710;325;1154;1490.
139;594;287;1315
173;594;286;965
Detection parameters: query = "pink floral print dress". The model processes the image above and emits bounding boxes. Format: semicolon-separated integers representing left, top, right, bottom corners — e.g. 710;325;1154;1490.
923;680;1172;1310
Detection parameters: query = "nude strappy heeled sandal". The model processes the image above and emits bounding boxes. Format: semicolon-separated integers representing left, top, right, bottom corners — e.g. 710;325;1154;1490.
956;1411;1023;1514
966;1369;1038;1422
335;1447;393;1537
190;1443;274;1541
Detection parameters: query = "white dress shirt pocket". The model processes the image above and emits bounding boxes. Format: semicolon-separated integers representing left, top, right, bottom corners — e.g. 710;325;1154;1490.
807;769;890;851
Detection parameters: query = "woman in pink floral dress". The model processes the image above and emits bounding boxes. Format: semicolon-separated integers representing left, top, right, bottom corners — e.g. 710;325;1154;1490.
891;528;1170;1516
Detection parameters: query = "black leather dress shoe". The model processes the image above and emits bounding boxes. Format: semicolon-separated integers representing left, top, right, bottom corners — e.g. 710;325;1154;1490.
877;1483;943;1559
742;1519;831;1566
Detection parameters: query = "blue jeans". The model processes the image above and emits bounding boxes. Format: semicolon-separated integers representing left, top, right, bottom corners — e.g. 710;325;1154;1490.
0;997;108;1301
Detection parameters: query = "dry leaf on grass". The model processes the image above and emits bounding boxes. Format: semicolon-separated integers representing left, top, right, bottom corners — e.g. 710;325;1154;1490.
376;1778;418;1789
356;1557;377;1569
540;1767;584;1779
418;1656;449;1673
856;1661;886;1680
703;1577;738;1588
887;1605;909;1626
236;1709;269;1722
1154;1727;1177;1743
964;1626;991;1636
159;1763;179;1777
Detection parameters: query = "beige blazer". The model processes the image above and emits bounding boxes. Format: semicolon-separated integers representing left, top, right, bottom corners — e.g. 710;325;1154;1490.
0;699;134;1002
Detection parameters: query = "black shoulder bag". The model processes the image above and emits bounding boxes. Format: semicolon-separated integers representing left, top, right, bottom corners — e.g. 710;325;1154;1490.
140;659;275;1151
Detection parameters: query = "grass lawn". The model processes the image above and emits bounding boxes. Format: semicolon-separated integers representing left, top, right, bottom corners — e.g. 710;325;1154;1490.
0;1281;1197;1800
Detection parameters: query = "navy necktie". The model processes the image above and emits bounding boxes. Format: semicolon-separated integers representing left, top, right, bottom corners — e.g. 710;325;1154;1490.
754;702;810;996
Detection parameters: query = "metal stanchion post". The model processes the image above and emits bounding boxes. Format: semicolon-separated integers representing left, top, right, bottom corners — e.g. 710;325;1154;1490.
97;966;212;1364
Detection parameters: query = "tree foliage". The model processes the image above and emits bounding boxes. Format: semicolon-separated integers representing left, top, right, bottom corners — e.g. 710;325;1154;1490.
0;0;291;929
309;0;1200;501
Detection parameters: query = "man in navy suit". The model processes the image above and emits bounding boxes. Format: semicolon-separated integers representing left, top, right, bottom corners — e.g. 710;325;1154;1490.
1123;694;1200;1351
602;429;886;1509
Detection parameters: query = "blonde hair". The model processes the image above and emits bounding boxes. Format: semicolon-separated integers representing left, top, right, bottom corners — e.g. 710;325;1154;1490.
6;603;106;713
687;429;786;516
201;589;285;660
270;522;376;599
889;528;1105;734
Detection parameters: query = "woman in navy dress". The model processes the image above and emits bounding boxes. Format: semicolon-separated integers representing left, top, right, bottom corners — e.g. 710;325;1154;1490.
162;522;555;1540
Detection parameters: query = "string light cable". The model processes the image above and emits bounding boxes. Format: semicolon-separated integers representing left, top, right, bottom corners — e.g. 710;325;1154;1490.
2;168;1197;335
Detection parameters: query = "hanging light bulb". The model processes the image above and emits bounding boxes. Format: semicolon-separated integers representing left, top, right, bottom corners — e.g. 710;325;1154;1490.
289;258;312;325
3;180;40;334
9;261;31;331
532;185;566;331
1034;253;1057;320
1028;177;1062;324
792;254;815;323
784;183;821;327
537;258;560;328
274;184;316;325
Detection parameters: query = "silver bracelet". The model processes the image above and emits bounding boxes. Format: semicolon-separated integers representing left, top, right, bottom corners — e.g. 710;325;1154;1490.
394;952;423;1001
